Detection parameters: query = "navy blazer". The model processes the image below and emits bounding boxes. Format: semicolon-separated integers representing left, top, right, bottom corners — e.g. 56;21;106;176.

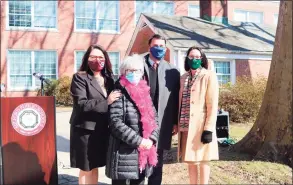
69;70;114;130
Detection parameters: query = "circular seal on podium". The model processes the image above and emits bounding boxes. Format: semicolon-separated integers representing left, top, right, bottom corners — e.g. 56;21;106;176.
11;103;47;136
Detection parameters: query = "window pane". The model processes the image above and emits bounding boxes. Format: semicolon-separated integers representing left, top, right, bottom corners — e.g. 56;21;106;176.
10;75;33;87
76;1;96;30
248;11;263;24
76;1;96;18
214;62;231;85
34;1;56;16
98;20;118;32
98;1;118;20
34;1;56;28
34;51;57;86
9;51;32;88
135;1;153;22
34;16;56;28
76;51;86;71
97;1;119;31
76;18;96;30
156;2;174;15
234;10;247;22
108;52;120;75
9;1;31;14
9;1;32;27
188;5;200;18
217;75;230;86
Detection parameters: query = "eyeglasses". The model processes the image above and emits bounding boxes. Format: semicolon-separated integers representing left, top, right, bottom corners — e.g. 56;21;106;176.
89;55;105;61
188;56;202;60
126;69;143;75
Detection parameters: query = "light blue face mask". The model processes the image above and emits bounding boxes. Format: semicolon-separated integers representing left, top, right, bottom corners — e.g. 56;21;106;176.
125;72;141;85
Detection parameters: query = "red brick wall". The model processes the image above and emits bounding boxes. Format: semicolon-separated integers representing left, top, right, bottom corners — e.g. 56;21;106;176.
228;1;279;26
174;1;191;16
1;1;136;97
236;59;271;79
1;1;277;97
175;1;279;27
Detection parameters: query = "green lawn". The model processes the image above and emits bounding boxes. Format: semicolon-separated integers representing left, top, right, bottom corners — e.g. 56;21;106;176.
162;123;293;184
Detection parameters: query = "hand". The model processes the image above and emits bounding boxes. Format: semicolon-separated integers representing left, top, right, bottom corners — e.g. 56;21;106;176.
172;125;178;136
107;90;121;105
139;138;153;149
201;130;213;144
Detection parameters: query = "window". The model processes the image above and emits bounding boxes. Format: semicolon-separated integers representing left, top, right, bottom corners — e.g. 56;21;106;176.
75;1;119;33
75;51;85;72
214;61;231;85
234;10;263;24
108;52;120;75
75;51;120;75
274;14;278;25
188;5;200;18
135;1;174;22
8;50;57;90
8;1;57;29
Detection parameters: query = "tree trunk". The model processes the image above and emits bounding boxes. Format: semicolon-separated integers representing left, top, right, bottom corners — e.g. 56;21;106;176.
233;0;292;167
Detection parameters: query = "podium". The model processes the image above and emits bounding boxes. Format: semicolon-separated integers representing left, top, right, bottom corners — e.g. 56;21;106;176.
0;96;57;185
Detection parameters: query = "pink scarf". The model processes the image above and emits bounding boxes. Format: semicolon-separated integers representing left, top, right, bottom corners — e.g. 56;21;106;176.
120;76;158;172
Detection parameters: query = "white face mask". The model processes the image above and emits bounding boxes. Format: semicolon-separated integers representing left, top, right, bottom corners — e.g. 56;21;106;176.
125;72;142;85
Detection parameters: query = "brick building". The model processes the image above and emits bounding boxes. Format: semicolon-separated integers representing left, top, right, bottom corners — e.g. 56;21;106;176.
0;1;279;96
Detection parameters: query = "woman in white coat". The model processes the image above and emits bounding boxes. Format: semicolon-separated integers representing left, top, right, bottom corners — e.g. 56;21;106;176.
177;46;219;184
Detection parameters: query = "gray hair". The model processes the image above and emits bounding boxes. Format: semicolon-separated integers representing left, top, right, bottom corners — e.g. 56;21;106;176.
119;54;144;75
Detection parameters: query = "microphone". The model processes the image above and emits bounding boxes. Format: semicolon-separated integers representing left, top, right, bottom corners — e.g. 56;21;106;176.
33;72;51;85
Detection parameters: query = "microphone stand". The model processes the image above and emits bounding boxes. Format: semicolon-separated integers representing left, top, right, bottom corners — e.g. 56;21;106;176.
41;79;44;96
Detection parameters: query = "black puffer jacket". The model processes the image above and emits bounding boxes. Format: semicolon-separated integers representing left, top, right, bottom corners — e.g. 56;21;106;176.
105;80;159;180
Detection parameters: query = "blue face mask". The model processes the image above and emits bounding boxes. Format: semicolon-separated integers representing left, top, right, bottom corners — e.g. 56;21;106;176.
125;72;141;85
150;46;166;60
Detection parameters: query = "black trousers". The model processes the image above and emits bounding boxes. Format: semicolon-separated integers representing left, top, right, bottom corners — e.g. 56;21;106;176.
147;149;164;185
112;172;145;185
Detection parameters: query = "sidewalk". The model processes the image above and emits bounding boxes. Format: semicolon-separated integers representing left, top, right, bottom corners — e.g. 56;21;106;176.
56;107;111;185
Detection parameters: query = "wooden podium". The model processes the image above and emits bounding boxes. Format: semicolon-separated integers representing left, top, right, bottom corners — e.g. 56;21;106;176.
0;96;57;185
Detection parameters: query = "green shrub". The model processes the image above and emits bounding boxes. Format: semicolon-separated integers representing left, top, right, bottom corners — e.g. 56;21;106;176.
37;79;58;96
37;76;73;106
219;76;267;123
55;76;73;106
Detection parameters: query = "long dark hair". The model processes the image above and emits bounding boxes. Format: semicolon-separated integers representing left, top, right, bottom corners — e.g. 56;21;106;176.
79;44;113;79
184;46;208;71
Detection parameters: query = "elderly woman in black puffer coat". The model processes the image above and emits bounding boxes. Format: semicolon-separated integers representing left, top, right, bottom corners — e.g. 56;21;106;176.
105;54;160;185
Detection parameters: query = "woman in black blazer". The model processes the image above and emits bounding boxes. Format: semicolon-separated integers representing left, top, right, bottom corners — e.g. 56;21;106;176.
70;44;121;184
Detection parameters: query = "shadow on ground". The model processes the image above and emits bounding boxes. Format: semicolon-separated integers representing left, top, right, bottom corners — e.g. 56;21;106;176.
56;135;70;153
163;141;252;165
58;174;110;185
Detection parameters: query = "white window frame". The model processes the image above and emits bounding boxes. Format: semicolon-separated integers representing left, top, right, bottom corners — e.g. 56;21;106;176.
188;4;200;18
233;9;264;24
6;1;58;31
134;1;175;24
74;51;120;75
74;1;120;34
7;49;58;91
212;59;236;85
